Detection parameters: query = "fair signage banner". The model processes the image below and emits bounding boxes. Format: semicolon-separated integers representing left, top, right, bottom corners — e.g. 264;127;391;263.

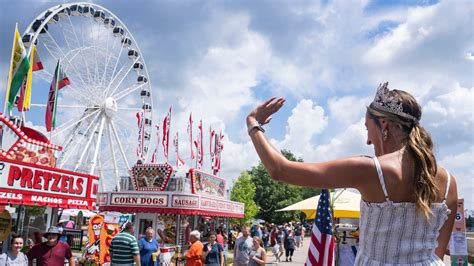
171;195;199;208
99;192;245;217
200;197;244;214
110;193;168;207
0;158;98;209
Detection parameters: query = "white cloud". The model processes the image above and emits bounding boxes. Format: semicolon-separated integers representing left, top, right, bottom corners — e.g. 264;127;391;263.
439;146;474;211
276;99;328;157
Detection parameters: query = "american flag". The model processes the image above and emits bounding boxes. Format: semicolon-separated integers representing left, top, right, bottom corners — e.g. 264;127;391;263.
306;189;334;266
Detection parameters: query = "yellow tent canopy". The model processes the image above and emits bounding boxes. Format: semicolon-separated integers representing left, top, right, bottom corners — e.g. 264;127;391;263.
277;189;361;219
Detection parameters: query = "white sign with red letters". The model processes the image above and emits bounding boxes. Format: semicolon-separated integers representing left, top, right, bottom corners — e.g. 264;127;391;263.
0;158;98;209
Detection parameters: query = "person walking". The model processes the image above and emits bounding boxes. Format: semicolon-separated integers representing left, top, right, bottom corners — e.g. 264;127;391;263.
233;226;253;266
26;227;74;266
294;224;302;248
109;222;140;266
138;227;160;266
0;233;28;265
261;227;269;249
274;227;285;262
283;230;296;262
184;230;203;266
249;237;266;266
202;232;224;266
247;82;458;265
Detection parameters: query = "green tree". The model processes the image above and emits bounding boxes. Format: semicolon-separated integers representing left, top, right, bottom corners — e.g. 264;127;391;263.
230;171;259;225
250;150;320;224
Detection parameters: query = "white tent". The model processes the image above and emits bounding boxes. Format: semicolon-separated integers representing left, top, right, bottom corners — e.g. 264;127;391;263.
278;189;361;219
60;209;97;218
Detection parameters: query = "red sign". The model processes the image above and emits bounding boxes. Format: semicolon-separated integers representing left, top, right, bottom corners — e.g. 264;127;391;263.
0;157;98;209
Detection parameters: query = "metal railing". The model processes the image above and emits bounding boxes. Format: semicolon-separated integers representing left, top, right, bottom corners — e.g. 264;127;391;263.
62;229;84;250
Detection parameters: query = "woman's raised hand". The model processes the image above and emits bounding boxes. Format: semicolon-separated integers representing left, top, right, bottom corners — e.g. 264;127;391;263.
247;97;285;125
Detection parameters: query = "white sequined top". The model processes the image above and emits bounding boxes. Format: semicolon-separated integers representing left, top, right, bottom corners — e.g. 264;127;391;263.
354;157;450;265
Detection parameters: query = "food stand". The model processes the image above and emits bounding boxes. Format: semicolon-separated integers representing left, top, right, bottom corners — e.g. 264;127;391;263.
98;163;244;263
0;115;99;252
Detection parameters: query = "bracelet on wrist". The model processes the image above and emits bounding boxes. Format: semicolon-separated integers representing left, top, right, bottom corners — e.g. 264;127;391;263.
247;120;265;135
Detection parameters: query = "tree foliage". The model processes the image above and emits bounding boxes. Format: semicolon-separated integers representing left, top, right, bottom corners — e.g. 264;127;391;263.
230;171;259;225
249;150;320;224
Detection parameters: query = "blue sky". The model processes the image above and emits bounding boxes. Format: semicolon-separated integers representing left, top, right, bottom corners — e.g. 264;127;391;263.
0;0;472;210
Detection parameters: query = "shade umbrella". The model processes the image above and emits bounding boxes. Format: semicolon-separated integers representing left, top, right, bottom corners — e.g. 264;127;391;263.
277;189;361;219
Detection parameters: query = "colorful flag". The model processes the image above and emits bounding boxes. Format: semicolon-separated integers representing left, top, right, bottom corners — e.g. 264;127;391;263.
45;60;70;132
209;127;216;170
151;123;160;163
18;44;41;112
5;25;30;111
213;132;224;174
193;119;203;169
32;45;44;71
173;132;185;168
306;189;335;266
136;111;145;160
162;107;171;162
187;113;194;160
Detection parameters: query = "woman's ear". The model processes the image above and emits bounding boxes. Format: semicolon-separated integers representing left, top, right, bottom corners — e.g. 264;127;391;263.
379;118;389;130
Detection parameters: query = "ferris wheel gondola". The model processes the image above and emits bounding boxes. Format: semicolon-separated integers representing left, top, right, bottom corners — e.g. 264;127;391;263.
18;2;153;192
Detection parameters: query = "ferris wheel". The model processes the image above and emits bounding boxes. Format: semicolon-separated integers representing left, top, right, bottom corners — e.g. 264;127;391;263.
20;2;153;191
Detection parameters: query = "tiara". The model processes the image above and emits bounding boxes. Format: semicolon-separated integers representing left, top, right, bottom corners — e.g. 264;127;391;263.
370;82;418;122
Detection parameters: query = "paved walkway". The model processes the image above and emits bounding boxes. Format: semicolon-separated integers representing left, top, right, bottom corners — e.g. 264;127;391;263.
255;237;457;265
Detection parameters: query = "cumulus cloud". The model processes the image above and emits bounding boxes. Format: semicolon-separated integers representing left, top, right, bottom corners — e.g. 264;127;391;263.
0;1;472;209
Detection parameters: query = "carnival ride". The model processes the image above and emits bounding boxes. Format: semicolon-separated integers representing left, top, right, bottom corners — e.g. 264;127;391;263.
17;2;153;191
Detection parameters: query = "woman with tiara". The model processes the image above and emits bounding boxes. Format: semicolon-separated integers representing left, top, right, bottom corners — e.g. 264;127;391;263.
246;82;457;265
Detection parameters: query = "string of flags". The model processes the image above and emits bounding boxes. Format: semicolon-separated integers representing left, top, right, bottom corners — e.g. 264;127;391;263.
138;107;224;174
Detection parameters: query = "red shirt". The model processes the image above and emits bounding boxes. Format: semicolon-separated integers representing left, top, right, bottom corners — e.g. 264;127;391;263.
27;241;72;266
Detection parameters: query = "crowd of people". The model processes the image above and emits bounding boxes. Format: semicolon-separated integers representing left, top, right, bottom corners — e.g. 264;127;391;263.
1;219;309;265
229;221;309;265
0;226;74;266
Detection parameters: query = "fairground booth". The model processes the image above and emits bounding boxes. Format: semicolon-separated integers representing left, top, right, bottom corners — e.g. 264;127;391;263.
97;163;244;263
0;115;98;252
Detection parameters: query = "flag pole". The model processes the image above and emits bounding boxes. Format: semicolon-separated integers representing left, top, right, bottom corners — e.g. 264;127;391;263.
3;23;18;115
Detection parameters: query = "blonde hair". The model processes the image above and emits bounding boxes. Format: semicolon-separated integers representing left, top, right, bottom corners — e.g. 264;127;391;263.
146;227;154;234
253;236;263;247
367;89;438;219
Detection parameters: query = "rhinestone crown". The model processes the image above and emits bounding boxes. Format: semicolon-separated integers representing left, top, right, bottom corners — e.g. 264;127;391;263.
370;82;418;122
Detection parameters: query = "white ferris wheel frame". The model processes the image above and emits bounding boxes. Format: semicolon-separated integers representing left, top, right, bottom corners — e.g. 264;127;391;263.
20;2;154;191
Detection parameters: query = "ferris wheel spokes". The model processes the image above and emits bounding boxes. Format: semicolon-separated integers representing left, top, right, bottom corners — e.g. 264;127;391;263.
106;120;121;191
66;15;95;85
33;68;97;105
105;55;141;98
113;83;146;102
109;119;131;171
52;108;101;138
58;109;102;168
89;115;106;175
43;29;96;95
73;120;100;172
